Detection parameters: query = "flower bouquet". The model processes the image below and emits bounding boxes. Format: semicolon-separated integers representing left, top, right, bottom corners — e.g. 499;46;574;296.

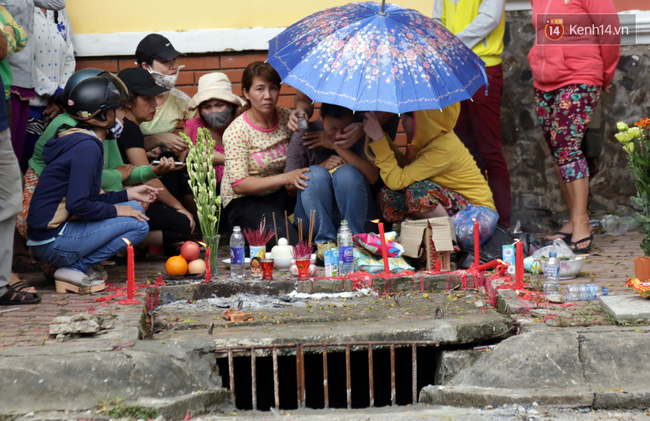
180;128;222;276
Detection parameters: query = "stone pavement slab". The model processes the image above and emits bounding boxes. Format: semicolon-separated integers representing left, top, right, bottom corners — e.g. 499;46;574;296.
599;295;650;321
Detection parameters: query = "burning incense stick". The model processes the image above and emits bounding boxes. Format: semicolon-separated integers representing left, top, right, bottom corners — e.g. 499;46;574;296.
284;210;290;244
308;210;315;247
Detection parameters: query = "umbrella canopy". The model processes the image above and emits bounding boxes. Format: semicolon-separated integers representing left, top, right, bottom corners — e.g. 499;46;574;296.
267;1;488;114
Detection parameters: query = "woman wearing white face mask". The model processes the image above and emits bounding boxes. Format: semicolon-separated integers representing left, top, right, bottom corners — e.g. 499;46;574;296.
135;33;195;156
184;72;245;191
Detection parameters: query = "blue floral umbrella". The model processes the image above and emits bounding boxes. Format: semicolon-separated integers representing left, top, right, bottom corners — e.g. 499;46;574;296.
267;1;488;113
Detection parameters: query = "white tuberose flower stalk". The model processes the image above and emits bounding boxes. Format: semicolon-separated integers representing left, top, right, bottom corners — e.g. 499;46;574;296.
180;128;222;247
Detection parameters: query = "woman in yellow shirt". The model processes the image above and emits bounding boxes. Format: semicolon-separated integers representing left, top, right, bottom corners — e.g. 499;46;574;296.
363;104;498;249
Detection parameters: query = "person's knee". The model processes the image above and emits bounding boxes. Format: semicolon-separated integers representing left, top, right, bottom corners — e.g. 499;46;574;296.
332;164;364;190
127;201;145;213
307;165;330;184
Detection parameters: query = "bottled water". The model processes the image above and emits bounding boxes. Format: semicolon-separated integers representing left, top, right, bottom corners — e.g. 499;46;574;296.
230;226;245;278
566;283;608;300
543;252;560;294
337;220;354;275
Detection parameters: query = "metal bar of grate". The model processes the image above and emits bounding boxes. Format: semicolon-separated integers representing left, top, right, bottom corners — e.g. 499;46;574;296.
251;347;257;411
368;345;374;407
412;344;418;404
228;351;235;406
296;343;305;408
272;348;280;409
345;344;352;409
390;344;396;406
323;345;329;409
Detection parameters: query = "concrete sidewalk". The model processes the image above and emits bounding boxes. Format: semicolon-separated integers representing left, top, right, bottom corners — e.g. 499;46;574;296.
1;231;648;418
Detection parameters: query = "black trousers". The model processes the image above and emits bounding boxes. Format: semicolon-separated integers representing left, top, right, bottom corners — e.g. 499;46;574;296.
225;189;299;247
146;201;192;254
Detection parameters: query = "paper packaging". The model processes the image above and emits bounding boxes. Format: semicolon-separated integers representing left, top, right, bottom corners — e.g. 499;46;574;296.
399;217;456;271
324;249;338;277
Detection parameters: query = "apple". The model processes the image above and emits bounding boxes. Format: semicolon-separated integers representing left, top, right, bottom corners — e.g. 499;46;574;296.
188;258;206;274
180;241;201;262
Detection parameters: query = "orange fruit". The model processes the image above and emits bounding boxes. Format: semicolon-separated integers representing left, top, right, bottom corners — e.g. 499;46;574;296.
165;255;188;275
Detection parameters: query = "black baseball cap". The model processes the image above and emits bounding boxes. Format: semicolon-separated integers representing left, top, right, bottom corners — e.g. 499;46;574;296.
135;33;182;63
117;67;168;96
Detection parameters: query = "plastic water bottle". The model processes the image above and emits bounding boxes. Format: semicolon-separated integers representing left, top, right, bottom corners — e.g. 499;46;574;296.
543;252;560;294
230;226;245;278
337;220;354;275
601;215;629;236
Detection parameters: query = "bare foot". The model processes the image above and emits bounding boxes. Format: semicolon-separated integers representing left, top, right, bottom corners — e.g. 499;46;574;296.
545;222;573;241
9;273;37;293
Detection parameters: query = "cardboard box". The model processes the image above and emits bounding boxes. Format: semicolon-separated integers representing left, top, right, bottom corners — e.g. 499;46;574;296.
399;217;456;271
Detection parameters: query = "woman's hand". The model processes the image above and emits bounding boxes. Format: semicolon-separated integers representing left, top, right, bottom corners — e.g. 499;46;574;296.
288;110;308;132
115;164;135;182
212;150;226;166
175;207;196;232
320;155;345;171
363;112;384;142
333;122;364;149
156;132;188;154
303;131;334;150
115;205;149;222
151;157;183;176
126;185;163;203
284;168;311;190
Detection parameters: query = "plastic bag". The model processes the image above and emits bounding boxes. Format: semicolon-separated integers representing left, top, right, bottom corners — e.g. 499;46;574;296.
531;238;575;261
353;232;404;258
452;204;499;249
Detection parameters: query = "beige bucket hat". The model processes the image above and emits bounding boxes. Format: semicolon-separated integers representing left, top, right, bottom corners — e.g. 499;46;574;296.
188;72;246;110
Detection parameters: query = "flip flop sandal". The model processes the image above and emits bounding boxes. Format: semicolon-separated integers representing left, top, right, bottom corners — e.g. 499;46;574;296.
0;285;41;305
570;235;593;254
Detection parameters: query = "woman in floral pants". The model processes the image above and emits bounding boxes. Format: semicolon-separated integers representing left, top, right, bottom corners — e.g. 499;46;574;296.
528;0;620;253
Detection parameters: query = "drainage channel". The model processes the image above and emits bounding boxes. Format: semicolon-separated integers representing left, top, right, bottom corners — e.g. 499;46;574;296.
215;341;440;411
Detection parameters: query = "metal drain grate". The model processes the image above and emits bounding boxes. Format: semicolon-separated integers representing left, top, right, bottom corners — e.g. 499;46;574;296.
216;341;440;410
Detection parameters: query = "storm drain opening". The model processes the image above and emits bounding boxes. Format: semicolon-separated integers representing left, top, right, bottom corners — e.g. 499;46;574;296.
215;341;440;411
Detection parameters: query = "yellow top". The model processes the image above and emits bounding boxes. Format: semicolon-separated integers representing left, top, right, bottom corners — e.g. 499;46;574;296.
439;0;505;67
369;104;495;210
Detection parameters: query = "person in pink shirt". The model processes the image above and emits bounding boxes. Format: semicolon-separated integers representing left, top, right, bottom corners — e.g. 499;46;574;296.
528;0;620;253
184;72;245;192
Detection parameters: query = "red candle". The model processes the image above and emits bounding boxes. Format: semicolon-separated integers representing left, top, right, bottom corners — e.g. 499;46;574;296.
435;259;441;272
476;259;501;271
473;218;480;267
515;240;524;290
123;238;135;299
372;219;390;273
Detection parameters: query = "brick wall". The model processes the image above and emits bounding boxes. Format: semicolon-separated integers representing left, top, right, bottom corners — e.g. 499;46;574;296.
75;50;409;148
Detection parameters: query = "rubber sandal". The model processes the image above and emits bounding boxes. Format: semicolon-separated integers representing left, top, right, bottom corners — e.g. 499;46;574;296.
0;285;41;305
570;235;593;254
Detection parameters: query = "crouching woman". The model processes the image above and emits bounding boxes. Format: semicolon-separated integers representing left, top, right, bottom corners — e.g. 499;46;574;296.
363;105;499;252
26;73;161;294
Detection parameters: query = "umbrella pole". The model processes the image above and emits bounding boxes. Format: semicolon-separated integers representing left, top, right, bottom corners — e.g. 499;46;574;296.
380;0;386;15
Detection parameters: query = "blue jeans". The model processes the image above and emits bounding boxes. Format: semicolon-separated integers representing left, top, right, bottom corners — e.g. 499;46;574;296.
295;164;377;243
32;201;149;273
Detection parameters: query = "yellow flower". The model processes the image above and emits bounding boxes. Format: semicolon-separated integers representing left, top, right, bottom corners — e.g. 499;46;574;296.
617;121;629;131
615;132;632;143
628;127;642;139
623;142;635;154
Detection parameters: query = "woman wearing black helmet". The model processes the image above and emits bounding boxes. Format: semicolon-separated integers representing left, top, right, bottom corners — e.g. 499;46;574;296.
25;73;162;294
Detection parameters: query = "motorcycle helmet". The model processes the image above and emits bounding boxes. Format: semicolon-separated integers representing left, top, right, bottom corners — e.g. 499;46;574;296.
62;67;105;103
67;72;129;128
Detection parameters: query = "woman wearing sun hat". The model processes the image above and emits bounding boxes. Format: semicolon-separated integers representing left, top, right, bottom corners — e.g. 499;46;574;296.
184;72;246;190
